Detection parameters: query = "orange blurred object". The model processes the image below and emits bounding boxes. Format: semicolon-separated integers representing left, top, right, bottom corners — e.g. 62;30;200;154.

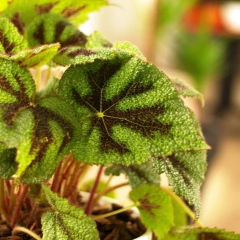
183;3;225;35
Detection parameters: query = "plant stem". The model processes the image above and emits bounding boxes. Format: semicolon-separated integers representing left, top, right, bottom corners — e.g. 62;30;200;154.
92;203;136;221
84;166;104;215
66;162;84;198
12;226;42;240
162;187;204;227
11;185;29;228
0;179;10;222
51;158;64;193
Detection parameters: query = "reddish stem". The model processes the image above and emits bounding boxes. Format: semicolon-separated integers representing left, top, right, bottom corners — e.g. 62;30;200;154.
84;166;104;215
51;159;64;192
58;155;75;195
11;184;29;228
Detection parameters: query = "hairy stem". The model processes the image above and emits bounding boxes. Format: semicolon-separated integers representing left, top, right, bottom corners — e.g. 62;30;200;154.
84;166;104;215
92;203;136;221
162;187;204;227
12;226;42;240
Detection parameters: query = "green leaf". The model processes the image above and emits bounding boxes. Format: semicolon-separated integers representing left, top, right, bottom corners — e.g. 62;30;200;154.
1;0;107;28
0;143;17;179
10;43;60;67
86;31;112;49
0;58;35;125
151;150;207;218
0;17;27;54
0;59;81;182
58;49;208;165
26;13;87;48
39;0;108;26
171;78;204;106
105;162;160;188
165;227;240;240
53;42;144;66
21;97;83;183
41;185;99;240
130;184;174;239
58;47;208;215
53;46;117;66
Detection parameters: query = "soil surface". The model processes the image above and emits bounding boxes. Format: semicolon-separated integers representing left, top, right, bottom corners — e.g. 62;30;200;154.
0;195;147;240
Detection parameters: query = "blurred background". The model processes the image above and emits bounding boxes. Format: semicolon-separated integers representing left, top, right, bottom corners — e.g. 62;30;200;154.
80;0;240;233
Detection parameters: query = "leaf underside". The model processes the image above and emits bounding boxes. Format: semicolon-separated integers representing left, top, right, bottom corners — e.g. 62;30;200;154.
105;162;160;189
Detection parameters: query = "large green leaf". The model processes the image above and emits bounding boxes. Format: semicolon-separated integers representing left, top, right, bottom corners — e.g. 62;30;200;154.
58;46;208;215
41;185;99;240
105;162;160;188
0;17;27;54
1;0;107;28
26;13;87;48
165;227;240;240
0;59;81;182
130;185;174;239
58;48;207;163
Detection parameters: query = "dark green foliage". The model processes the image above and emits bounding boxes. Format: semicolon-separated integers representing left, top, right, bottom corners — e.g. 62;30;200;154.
26;13;87;47
0;17;27;54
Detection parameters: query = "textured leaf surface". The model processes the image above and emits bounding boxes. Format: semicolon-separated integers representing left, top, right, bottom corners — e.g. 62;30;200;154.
53;42;144;66
0;143;17;179
26;13;87;48
42;185;99;240
130;185;173;239
152;150;207;217
0;17;27;54
165;227;240;240
0;58;35;124
10;43;60;67
105;162;160;188
1;0;107;28
58;47;208;215
171;78;204;106
0;59;81;182
59;49;207;163
21;97;82;183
